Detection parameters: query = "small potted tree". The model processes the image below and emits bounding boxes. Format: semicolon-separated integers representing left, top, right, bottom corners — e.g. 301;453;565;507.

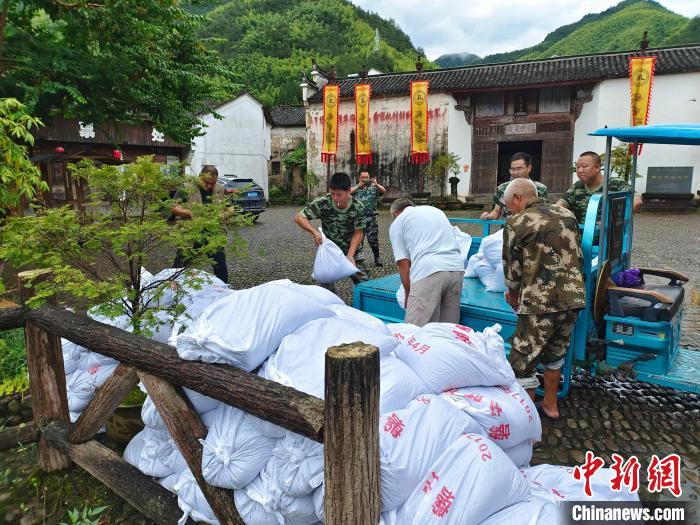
424;153;461;209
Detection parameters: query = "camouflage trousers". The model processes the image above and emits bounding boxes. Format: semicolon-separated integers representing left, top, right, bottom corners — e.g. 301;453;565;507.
362;214;380;260
509;310;579;390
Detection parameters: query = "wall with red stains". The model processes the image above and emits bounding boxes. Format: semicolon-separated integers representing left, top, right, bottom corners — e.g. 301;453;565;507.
306;93;452;198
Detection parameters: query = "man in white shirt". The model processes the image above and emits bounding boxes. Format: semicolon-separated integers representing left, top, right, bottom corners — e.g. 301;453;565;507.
389;198;465;326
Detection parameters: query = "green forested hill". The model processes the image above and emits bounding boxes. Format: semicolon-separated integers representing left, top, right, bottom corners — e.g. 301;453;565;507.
480;0;695;64
197;0;424;106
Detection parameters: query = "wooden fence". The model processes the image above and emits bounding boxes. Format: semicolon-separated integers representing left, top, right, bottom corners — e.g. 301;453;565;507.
0;271;381;524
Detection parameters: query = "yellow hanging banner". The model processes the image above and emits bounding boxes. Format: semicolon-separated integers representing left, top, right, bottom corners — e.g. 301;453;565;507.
321;84;339;163
355;84;372;165
410;80;429;164
629;56;656;127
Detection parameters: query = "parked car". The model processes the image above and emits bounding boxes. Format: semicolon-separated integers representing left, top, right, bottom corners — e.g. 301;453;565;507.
216;176;266;221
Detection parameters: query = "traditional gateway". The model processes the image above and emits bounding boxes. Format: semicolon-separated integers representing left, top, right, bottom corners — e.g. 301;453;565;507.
301;44;700;200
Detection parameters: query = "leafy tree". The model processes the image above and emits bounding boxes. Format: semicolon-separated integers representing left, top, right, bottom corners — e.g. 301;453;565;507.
425;152;461;197
0;156;249;335
0;98;48;217
601;144;640;182
0;0;237;143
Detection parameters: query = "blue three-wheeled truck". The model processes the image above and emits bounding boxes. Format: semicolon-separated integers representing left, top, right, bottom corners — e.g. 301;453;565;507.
354;124;700;396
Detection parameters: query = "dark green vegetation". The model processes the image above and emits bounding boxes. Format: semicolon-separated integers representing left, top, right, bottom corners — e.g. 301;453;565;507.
193;0;426;106
443;0;699;67
1;1;237;144
435;52;482;68
0;329;27;396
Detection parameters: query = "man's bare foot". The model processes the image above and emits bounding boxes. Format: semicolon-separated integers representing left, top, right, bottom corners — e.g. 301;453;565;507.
539;400;559;419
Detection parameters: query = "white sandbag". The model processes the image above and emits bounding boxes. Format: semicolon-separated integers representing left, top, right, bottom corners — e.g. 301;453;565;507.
502;440;534;468
123;427;174;478
465;251;486;278
397;433;531;525
247;412;287;439
484;263;507;293
328;303;391;336
174;468;220;525
441;381;541;448
176;282;334;371
313;485;324;522
76;351;118;370
66;363;119;412
379;395;483;511
142;268;227;310
201;404;276;490
168;286;236;345
478;498;564;525
379;356;428;415
386;323;421;342
267;279;344;306
311;230;359;284
396;284;407;310
453;226;473;267
260;317;399;398
159;473;180;493
269;432;324;497
480;228;503;267
395;323;514;393
141;389;220;430
62;339;88;375
234;462;317;525
522;464;641;503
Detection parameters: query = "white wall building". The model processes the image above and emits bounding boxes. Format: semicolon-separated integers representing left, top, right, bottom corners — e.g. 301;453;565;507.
302;45;700;198
189;94;272;197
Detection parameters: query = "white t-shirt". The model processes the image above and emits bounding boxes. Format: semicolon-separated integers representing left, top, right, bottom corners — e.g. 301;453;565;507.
389;206;464;283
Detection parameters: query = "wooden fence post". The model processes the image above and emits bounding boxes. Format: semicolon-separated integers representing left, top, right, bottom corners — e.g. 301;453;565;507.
18;269;71;471
324;342;380;525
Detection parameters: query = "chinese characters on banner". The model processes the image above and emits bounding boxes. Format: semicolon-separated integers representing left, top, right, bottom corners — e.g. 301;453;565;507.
354;84;372;165
628;56;656;155
410;80;430;164
573;451;682;497
321;84;340;163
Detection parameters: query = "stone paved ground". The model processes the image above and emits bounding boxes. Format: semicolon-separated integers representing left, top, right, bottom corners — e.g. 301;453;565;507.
229;206;700;510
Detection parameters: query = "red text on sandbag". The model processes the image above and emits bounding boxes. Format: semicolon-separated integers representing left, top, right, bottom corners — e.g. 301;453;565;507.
422;471;440;494
488;423;511;441
431;486;455;518
383;413;405;439
498;384;534;423
489;401;502;417
463;433;492;461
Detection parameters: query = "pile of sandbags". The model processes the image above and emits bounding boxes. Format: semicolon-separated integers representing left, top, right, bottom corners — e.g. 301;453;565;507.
112;278;640;525
465;229;506;293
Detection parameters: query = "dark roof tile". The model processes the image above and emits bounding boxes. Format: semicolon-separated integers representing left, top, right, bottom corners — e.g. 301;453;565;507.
309;46;700;102
269;105;306;127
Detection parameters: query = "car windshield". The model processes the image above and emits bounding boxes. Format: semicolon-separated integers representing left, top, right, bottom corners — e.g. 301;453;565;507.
228;179;258;189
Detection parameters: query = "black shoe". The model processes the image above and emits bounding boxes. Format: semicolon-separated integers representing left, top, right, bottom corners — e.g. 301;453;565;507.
374;259;383;267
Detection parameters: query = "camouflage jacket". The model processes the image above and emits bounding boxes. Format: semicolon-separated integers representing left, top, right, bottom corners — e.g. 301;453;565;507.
503;199;586;314
300;194;367;257
354;185;383;216
561;177;631;224
493;179;549;220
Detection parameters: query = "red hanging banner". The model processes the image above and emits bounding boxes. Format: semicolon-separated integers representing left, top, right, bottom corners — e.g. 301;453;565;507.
410;80;430;164
321;84;339;163
355;83;372;165
628;56;656;155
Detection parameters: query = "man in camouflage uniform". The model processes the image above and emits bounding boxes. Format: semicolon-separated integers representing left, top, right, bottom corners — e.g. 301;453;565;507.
481;152;549;221
502;178;585;419
295;171;368;291
556;151;643;224
350;169;386;266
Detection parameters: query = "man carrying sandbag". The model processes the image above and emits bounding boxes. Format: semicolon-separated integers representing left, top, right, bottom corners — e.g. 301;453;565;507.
295;172;368;291
502;178;585;419
389;198;465;327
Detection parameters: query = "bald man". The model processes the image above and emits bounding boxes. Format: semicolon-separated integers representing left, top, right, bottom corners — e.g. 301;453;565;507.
502;178;586;419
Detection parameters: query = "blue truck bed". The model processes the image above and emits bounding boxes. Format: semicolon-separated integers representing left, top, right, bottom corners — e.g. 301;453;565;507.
352;273;518;344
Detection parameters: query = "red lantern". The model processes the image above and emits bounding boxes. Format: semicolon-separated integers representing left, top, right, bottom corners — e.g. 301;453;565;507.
55;146;65;153
112;149;122;160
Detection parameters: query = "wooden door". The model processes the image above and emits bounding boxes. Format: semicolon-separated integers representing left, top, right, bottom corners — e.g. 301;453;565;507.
470;141;498;194
541;138;573;194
